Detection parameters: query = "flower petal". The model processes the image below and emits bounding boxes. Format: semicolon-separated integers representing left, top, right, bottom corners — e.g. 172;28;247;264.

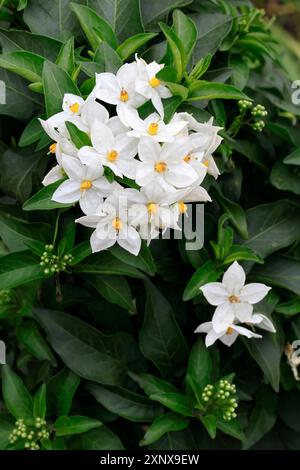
194;321;212;334
52;180;80;204
200;283;228;305
212;303;235;333
91;121;114;153
239;283;271;304
222;261;245;295
250;314;276;333
90;229;116;253
61;155;85;180
233;302;253;323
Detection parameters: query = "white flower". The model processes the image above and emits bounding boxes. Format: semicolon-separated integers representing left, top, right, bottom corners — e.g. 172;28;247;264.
42;138;78;186
200;261;271;333
76;190;141;255
95;63;146;126
51;154;117;214
78;121;138;179
195;321;262;347
135;56;172;118
135;138;199;190
126;110;187;143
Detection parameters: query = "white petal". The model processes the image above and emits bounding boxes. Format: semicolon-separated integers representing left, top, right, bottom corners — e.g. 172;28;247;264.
81;99;109;128
205;329;220;347
135;163;156;186
233;325;262;339
151;92;164;119
250;314;276;333
118;225;141;256
194;321;212;333
233;302;253;323
90;229;116;253
79;188;103;215
52;180;80;203
165;163;198;188
138;137;161;163
78;147;101;166
212;303;235;333
95;73;119;105
62;155;85;180
220;329;239;347
240;283;271;304
42;165;64;186
222;261;245;295
164;120;188;136
108;116;129;135
200;283;228;306
76;215;102;228
91;121;114;153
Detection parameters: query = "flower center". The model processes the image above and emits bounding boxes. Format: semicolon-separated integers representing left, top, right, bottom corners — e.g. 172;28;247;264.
112;217;122;231
147;202;157;214
202;159;209;167
149;76;160;88
49;143;57;154
228;295;239;304
154;162;167;173
178;201;187;214
184;153;191;163
226;326;234;335
119;88;129;102
148;122;159;135
80;180;92;191
107;149;118;162
69;102;80;113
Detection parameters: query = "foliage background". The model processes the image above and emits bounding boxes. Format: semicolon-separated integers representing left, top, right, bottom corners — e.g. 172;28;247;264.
0;0;300;450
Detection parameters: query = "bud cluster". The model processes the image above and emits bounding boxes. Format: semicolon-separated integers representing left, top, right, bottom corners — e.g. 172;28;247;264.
8;417;50;450
237;100;268;133
40;244;73;275
238;100;252;112
251;104;268;117
0;289;12;305
201;379;238;421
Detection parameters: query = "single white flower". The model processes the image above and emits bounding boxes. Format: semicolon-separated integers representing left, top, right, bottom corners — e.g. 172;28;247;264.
51;154;117;214
135;56;172;118
126;110;187;143
78;121;138;179
42;138;77;186
95;63;147;126
135;138;199;190
195;321;262;347
76;190;141;255
200;261;271;333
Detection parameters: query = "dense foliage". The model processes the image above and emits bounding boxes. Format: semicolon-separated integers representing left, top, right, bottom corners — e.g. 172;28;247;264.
1;0;300;451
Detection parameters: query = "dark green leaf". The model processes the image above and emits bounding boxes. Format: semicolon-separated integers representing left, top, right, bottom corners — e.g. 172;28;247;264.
0;51;44;83
82;274;134;311
23;180;72;211
183;260;222;301
55;415;102;436
0;251;45;290
188;81;250;102
33;384;46;419
65;121;92;149
140;412;189;446
17;321;57;366
116;33;158;61
1;365;33;421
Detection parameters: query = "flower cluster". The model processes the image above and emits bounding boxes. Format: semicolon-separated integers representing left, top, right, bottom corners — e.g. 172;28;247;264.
39;244;73;275
198;380;238;421
8;418;50;450
195;261;276;347
40;56;222;256
237;100;268;133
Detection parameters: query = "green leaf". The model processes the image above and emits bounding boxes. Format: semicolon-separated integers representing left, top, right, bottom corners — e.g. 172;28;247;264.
183;260;222;301
23;180;72;211
173;10;197;66
47;368;80;417
218;419;245;442
70;3;118;51
19;116;45;147
156;65;177;83
0;251;45;290
243;386;277;449
140;412;189;446
186;338;212;397
68;426;124;450
16;321;57;366
149;392;195;417
200;414;218;439
253;255;300;296
1;365;33;421
69;241;91;265
33;384;47;419
141;0;193;29
110;242;156;276
0;28;61;61
55;415;102;437
65;121;92;149
74;251;146;279
139;280;188;377
283;147;300;165
0;51;44;83
276;298;300;316
188;80;251;102
87;384;162;422
116;33;158;61
236;200;300;259
159;22;185;81
0;413;14;450
82;274;134;311
42;60;80;117
229;55;249;91
56;37;74;76
129;372;179;397
223;245;264;265
188;54;212;81
34;308;128;385
193;12;233;58
94;41;123;73
211;186;248;239
270;161;300;196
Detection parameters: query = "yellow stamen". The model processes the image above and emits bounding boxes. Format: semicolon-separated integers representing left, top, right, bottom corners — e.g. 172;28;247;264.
203;159;209;167
80;180;92;191
184;153;191;163
112;217;122;231
119;89;129;102
178;201;187;214
228;295;239;304
154;162;167;173
107;149;118;162
147;202;157;214
226;326;234;335
148;122;159;136
69;102;80;113
149;76;160;88
49;143;57;154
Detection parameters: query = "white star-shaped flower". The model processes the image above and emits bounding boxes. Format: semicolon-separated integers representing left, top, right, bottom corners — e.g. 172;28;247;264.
126;110;187;143
195;321;262;347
